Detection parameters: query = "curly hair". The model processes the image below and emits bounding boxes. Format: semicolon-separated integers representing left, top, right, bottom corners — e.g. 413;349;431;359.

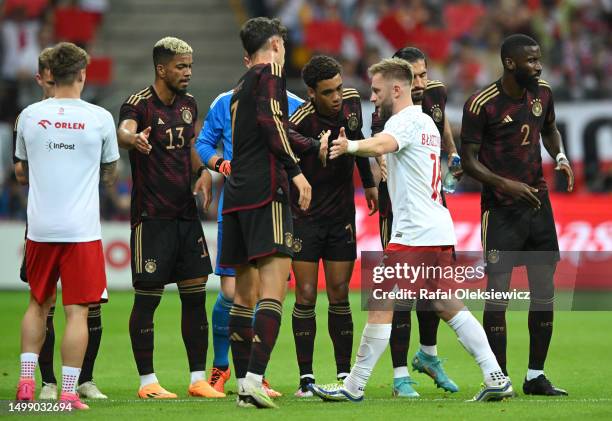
49;42;89;86
153;36;192;67
240;17;287;56
301;55;342;90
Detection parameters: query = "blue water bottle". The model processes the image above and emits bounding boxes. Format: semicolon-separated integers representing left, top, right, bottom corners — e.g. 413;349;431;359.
443;154;462;194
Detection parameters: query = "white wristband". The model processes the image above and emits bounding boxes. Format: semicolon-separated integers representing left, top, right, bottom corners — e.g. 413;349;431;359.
346;141;359;154
556;152;568;163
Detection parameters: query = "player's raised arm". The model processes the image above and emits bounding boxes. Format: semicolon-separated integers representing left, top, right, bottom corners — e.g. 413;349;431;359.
330;127;399;159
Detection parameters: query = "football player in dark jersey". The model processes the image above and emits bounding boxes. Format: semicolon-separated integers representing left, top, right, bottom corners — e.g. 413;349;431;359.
118;37;219;400
288;55;377;396
461;33;573;396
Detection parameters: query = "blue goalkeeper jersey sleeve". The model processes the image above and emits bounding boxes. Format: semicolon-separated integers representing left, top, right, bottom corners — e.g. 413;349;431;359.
196;89;304;220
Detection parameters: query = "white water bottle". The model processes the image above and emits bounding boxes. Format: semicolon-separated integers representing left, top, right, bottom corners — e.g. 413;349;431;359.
443;154;462;194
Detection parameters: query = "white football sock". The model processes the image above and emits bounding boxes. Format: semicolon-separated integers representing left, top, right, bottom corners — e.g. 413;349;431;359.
447;309;501;380
20;353;38;380
61;366;81;395
140;373;158;388
190;371;205;384
393;366;409;379
526;369;544;381
420;344;437;356
245;372;263;387
343;323;391;396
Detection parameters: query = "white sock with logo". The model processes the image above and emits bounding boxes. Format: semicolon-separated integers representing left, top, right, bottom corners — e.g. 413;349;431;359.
447;309;502;380
343;323;391;396
20;353;38;380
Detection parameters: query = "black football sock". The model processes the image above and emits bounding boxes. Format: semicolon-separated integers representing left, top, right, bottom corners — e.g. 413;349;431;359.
129;288;163;375
78;305;102;385
292;303;316;377
228;304;254;379
483;300;509;376
39;306;57;385
528;302;553;371
247;299;282;376
328;302;353;376
416;299;440;347
390;300;412;369
178;283;208;373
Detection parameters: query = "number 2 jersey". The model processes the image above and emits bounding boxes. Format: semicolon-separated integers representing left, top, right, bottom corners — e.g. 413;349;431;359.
119;86;199;226
461;79;555;211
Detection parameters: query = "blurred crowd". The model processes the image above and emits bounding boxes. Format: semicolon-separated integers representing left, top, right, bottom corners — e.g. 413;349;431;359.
1;0;610;220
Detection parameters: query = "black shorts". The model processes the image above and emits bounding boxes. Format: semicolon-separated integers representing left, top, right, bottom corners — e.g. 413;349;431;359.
220;198;294;267
482;194;560;273
293;216;357;262
130;218;212;287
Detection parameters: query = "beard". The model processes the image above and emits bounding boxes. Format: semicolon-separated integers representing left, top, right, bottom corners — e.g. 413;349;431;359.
169;83;188;95
379;98;393;121
514;68;539;92
411;89;424;104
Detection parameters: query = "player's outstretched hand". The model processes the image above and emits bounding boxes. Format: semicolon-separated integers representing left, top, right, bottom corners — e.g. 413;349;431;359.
501;179;541;208
193;169;213;212
319;130;331;167
330;127;349;160
292;173;311;211
555;157;574;192
365;187;379;216
134;126;152;154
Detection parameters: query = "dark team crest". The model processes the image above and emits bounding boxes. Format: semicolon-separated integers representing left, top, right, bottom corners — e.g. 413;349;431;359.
292;238;303;253
347;113;359;131
531;99;542;117
431;105;443;122
487;249;499;264
181;107;193;124
144;259;157;273
285;232;294;248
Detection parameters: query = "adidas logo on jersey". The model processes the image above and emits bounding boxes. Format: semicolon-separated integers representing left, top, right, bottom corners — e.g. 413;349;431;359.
158;118;165;125
502;115;513;124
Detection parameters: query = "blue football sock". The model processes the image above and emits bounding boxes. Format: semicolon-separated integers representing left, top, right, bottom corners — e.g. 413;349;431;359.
212;292;233;369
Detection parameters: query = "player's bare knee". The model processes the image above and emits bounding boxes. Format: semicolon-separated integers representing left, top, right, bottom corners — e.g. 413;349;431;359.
220;276;236;300
296;281;317;306
326;281;349;304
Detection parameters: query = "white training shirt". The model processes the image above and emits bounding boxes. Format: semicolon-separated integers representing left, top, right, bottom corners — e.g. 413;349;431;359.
15;98;120;242
381;105;456;247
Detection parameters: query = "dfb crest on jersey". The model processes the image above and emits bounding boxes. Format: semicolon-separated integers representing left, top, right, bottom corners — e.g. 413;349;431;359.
145;259;157;273
531;99;542;117
431;105;443;122
181;107;193;124
347;113;359;131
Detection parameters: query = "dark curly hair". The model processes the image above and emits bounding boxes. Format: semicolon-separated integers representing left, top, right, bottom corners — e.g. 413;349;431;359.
301;55;342;90
240;17;287;57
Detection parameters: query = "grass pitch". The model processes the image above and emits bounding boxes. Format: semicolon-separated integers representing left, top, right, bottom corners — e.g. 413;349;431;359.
1;290;611;420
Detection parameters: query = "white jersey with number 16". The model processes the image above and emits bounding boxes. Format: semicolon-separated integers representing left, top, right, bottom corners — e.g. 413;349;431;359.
381;105;456;247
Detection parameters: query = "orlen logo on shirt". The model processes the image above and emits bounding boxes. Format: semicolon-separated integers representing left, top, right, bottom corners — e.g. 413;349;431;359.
46;141;76;151
37;120;85;130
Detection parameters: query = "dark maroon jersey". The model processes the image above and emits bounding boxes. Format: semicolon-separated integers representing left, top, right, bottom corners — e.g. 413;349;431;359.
223;63;301;214
119;86;199;225
289;88;375;221
372;80;448;217
461;79;555;211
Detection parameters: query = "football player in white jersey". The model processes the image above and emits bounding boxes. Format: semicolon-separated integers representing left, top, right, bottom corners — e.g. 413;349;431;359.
14;42;119;410
309;58;514;403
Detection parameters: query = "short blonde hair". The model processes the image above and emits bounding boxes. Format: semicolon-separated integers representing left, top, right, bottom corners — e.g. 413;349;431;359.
153;37;192;66
368;58;413;85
